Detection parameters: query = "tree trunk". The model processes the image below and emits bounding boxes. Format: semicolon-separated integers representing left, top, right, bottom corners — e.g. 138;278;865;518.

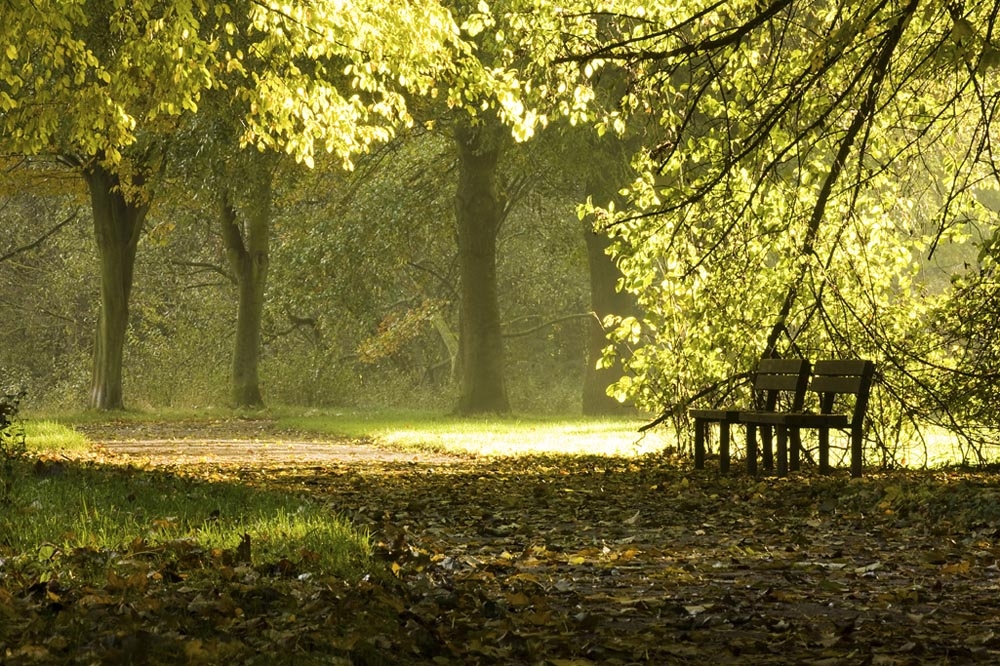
582;227;638;415
220;177;270;409
82;162;147;410
453;118;510;414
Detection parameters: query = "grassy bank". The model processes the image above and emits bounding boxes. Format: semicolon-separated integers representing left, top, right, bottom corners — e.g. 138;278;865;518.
2;420;371;586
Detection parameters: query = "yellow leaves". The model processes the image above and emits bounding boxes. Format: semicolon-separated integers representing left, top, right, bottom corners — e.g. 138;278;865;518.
462;1;494;37
941;560;972;576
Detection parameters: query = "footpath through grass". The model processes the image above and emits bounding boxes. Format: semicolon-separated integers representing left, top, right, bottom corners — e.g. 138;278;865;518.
1;410;658;664
278;408;667;456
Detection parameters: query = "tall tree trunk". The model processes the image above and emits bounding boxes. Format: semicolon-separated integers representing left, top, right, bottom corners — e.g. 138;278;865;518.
82;162;147;410
582;227;638;415
454;118;510;414
219;175;271;409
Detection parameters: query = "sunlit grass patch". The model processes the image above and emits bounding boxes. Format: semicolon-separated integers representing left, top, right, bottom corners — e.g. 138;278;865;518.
0;462;370;581
281;409;668;457
22;420;90;452
888;427;997;468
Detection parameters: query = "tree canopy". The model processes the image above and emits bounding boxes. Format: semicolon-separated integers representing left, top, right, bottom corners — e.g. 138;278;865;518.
0;0;562;169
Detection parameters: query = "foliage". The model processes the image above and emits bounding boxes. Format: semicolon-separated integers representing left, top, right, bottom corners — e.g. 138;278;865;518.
0;389;26;506
548;0;1000;458
0;0;559;168
0;170;94;409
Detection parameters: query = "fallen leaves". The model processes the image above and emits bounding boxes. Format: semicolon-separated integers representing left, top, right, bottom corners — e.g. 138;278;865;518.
9;421;1000;664
293;459;1000;664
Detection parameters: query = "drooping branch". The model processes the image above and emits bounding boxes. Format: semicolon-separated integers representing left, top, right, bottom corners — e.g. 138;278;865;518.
604;0;896;234
762;0;919;358
559;0;794;64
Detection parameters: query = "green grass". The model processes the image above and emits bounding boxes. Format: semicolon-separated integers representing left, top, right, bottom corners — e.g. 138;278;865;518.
279;408;667;456
22;420;90;452
3;416;371;583
0;461;369;580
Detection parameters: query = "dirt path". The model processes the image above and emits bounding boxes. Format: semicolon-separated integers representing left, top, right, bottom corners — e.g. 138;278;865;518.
73;419;464;466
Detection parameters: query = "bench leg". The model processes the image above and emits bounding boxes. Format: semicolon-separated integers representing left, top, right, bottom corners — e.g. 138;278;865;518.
819;427;830;474
746;426;758;476
720;423;731;474
761;425;773;472
851;427;863;478
789;428;802;472
776;425;788;477
694;419;706;469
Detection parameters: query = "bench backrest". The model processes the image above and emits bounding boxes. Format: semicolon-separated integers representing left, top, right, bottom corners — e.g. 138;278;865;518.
753;358;811;411
809;359;875;427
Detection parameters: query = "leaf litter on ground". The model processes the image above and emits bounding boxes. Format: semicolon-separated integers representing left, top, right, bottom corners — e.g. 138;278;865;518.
5;420;1000;664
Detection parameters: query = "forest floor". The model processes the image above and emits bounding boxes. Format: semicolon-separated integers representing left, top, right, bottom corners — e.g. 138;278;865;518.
8;418;1000;664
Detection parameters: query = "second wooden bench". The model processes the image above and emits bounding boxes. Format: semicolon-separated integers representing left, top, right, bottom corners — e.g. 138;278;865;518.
739;359;875;478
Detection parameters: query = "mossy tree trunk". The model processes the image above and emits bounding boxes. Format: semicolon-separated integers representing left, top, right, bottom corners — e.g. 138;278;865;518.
82;161;148;411
454;117;510;415
219;173;271;409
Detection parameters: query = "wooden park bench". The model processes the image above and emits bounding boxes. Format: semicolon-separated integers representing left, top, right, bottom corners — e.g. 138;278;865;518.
739;359;875;478
690;358;811;474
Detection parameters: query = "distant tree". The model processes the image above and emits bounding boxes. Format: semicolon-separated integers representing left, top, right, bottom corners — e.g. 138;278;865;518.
438;0;602;414
0;0;511;409
0;1;219;408
452;115;512;413
74;156;151;409
217;156;274;409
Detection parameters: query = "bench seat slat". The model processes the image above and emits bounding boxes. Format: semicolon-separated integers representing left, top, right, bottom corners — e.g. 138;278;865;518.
784;413;850;428
740;411;850;427
738;411;790;425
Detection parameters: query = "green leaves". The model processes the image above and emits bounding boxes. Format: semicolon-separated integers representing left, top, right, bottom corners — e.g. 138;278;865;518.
561;0;1000;449
0;0;535;170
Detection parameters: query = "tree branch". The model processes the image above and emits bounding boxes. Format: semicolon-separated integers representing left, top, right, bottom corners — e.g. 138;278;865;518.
763;0;918;358
501;312;592;339
558;0;793;64
0;209;78;263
